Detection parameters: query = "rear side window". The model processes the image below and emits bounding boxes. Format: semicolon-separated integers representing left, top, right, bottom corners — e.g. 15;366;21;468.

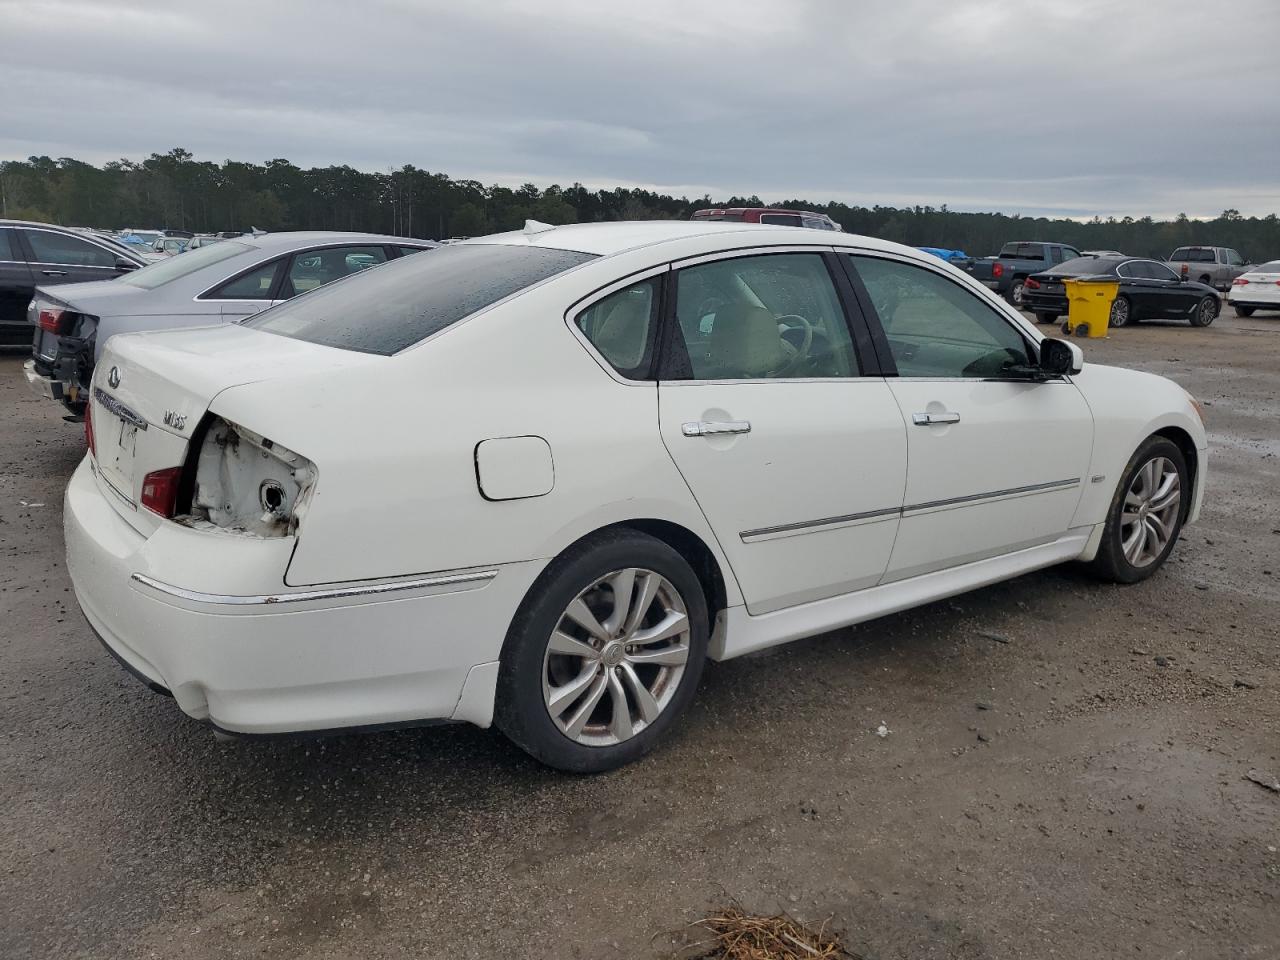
575;277;660;378
247;243;595;355
0;229;15;261
206;259;281;299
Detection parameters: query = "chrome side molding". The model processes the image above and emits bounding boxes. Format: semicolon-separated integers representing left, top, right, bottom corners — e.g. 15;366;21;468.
130;568;499;607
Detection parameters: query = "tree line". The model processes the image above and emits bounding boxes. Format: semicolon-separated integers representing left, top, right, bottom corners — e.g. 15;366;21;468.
2;148;1277;260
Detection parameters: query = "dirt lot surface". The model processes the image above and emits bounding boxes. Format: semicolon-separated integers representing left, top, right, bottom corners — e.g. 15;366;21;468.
1;312;1278;960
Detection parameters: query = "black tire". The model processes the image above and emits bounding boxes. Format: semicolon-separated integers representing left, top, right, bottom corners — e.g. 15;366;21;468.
1234;304;1255;318
1087;436;1188;584
1006;279;1026;308
1190;295;1218;327
1108;295;1131;328
494;529;709;773
1034;312;1059;324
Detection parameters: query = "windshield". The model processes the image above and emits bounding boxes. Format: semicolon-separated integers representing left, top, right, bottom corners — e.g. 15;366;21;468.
1053;257;1118;277
119;240;253;289
246;243;596;355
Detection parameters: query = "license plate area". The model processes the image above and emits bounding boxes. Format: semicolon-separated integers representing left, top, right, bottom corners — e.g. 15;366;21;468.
97;413;139;506
37;330;59;361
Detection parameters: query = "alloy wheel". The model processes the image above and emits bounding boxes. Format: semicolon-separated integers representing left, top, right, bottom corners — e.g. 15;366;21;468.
542;568;691;746
1110;297;1130;327
1120;456;1181;567
1199;297;1217;325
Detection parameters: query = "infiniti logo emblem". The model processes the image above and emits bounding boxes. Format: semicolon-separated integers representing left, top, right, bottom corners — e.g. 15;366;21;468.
107;366;120;389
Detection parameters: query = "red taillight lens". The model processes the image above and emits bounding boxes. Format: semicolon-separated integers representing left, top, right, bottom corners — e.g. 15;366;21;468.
1233;278;1249;285
38;307;69;333
84;403;95;455
993;262;1004;278
140;467;182;518
1025;277;1041;289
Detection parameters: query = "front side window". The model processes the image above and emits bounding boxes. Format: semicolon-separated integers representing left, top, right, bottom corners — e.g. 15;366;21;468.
281;245;388;298
802;217;835;231
670;253;859;380
1146;261;1179;281
398;245;429;258
850;255;1031;379
22;230;116;268
1226;249;1244;266
247;243;595;355
575;277;659;378
206;259;281;300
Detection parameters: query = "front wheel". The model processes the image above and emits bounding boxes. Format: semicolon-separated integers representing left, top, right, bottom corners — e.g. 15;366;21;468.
1234;305;1255;318
1109;295;1131;328
495;530;709;773
1190;296;1218;327
1088;437;1188;584
1034;312;1059;324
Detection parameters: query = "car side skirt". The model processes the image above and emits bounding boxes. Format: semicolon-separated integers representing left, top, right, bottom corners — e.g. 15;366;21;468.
711;526;1097;661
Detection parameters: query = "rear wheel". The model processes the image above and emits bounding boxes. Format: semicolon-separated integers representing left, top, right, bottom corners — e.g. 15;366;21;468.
495;530;709;773
1190;296;1218;327
1198;275;1212;287
1088;436;1187;584
1234;304;1255;318
1109;295;1131;328
1007;279;1026;308
1034;312;1059;324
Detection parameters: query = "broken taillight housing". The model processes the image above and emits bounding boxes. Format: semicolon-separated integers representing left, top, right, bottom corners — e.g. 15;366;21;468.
141;467;183;517
84;402;95;456
1024;277;1041;289
186;417;316;537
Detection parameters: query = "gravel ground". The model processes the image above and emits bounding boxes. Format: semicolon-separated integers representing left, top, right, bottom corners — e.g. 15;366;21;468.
1;312;1278;960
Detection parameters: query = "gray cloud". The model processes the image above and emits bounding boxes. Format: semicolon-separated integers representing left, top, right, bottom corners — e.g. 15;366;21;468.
1;0;1277;217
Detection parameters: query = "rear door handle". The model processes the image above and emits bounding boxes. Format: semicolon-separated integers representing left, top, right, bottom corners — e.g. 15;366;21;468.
682;420;751;437
912;412;961;426
41;270;68;277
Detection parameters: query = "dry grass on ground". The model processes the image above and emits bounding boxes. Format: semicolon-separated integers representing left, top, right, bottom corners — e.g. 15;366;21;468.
681;907;860;959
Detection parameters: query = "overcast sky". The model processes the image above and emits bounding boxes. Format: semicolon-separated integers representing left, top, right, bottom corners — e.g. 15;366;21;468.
1;0;1277;218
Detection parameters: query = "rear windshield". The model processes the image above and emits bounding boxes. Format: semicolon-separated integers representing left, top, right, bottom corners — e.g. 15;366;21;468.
120;240;252;289
1054;257;1118;276
998;243;1045;259
246;243;596;355
1170;248;1215;263
692;212;745;222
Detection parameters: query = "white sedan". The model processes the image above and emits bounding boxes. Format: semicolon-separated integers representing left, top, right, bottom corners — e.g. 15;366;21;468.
1228;259;1280;317
65;221;1207;772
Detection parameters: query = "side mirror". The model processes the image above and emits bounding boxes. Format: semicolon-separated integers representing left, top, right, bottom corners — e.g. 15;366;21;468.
1040;338;1083;376
114;258;139;273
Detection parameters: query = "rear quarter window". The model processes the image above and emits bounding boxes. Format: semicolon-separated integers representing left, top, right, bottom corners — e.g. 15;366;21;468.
246;243;596;355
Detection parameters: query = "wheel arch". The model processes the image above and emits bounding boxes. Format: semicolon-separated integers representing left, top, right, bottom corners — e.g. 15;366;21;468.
1152;426;1198;522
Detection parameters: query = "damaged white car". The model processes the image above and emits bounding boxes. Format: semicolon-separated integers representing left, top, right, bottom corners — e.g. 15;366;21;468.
66;221;1207;772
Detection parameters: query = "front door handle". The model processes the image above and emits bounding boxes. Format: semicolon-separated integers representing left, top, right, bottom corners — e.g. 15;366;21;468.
912;412;961;426
682;420;751;437
41;269;69;277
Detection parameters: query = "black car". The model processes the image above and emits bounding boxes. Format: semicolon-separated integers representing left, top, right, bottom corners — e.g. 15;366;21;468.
0;220;148;346
1022;256;1220;328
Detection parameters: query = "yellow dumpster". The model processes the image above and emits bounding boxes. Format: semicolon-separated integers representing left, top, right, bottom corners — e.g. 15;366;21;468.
1060;278;1119;338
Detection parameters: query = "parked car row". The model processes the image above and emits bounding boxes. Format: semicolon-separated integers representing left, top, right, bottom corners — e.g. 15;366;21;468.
1021;256;1220;327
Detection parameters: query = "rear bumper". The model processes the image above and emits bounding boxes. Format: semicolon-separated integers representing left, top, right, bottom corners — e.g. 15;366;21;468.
23;359;64;401
64;457;542;734
1022;292;1068;314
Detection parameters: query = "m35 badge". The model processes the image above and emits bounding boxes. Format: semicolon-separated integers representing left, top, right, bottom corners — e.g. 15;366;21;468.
163;410;187;430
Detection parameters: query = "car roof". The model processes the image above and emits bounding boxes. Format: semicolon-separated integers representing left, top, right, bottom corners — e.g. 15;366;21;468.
228;231;437;252
694;207;830;217
466;220;898;258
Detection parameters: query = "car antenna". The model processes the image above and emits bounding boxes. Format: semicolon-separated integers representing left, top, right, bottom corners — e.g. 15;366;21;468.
523;219;556;235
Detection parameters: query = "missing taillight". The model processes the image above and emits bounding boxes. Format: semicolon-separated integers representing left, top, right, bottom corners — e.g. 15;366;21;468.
185;416;316;537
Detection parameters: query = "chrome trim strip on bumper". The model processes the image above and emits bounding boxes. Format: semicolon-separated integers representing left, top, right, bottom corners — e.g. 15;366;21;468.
93;387;148;430
739;479;1081;541
130;568;499;607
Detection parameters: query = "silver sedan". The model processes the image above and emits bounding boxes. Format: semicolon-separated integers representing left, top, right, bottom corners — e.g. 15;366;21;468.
25;231;437;411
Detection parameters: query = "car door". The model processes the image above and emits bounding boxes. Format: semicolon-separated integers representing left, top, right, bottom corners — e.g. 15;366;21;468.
1139;260;1196;318
0;227;36;339
18;227;130;286
1116;260;1157;318
653;249;906;616
843;252;1093;582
